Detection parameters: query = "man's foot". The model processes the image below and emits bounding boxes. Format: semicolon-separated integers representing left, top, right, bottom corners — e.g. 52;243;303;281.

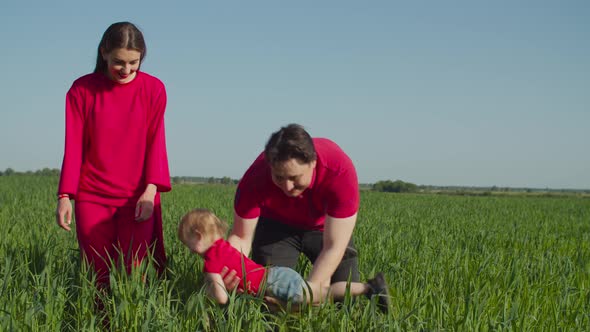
366;272;390;314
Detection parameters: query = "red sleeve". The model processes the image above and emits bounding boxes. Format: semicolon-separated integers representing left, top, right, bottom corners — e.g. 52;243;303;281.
234;156;264;219
144;84;171;192
325;167;360;219
203;244;223;273
203;258;222;274
57;85;85;198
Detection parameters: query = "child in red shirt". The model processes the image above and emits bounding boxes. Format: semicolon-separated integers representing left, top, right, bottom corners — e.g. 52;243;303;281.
178;208;313;306
179;208;389;310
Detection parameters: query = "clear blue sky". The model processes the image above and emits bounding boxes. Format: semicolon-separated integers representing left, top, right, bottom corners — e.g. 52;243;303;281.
1;1;588;189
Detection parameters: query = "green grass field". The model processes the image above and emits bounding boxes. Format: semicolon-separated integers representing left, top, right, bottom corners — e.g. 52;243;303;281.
1;175;589;331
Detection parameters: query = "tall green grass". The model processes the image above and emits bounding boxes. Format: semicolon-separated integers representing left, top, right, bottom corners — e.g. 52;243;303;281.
1;175;588;330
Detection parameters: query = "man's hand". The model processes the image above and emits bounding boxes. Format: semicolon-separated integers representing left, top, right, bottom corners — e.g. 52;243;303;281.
220;266;241;292
304;280;330;305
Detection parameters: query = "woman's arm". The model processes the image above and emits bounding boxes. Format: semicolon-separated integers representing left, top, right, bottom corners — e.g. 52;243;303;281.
144;85;171;193
58;85;85;198
56;85;85;230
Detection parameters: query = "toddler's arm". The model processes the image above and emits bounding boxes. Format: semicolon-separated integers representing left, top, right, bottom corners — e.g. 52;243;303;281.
205;273;229;304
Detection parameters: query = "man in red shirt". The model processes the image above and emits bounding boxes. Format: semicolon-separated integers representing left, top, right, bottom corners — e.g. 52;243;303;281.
225;124;389;312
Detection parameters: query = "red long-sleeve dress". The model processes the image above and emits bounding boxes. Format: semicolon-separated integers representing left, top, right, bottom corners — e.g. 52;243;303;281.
58;71;171;268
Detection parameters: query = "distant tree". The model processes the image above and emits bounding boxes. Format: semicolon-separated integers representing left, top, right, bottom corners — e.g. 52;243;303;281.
220;176;232;185
4;168;14;176
35;168;60;176
373;180;418;193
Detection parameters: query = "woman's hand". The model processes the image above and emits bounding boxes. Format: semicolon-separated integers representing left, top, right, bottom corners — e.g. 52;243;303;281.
56;197;73;231
135;184;157;221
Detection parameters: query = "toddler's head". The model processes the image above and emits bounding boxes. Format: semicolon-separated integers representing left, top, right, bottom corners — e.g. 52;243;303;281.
178;208;228;255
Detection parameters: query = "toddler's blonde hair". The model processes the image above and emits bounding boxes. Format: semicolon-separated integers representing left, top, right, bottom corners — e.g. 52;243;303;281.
178;208;229;244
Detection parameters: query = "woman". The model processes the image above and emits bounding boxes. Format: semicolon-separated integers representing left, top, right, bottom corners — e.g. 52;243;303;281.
55;22;171;286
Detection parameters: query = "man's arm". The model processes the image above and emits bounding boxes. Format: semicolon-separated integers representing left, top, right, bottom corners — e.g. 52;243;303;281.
222;211;259;291
306;213;357;302
227;211;259;257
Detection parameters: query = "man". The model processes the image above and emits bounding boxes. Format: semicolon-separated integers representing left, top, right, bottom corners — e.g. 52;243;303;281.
224;124;389;312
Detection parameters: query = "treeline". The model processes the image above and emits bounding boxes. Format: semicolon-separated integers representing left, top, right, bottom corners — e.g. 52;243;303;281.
0;168;240;185
0;168;60;177
373;180;418;193
172;176;239;185
3;168;588;194
372;179;590;195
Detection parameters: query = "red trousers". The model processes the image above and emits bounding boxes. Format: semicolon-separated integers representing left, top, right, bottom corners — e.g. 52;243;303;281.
75;200;165;285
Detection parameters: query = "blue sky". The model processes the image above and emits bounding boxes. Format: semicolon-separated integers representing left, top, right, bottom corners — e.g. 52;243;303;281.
0;1;588;189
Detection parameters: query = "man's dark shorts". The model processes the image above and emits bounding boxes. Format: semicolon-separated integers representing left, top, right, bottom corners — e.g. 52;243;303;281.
252;217;360;283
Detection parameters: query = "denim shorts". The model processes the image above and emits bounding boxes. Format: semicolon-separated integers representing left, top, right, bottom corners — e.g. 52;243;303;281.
265;266;307;304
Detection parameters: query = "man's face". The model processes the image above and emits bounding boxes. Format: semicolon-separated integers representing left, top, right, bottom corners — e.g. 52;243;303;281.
270;158;316;197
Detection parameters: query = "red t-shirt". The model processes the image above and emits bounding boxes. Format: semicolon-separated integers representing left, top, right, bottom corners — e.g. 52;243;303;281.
58;71;171;206
203;239;266;294
234;138;359;231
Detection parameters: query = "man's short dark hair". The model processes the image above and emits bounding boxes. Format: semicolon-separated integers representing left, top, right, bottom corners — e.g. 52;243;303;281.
264;124;317;166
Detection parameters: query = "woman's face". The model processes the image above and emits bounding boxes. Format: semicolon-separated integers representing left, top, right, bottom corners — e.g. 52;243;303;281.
101;47;141;84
